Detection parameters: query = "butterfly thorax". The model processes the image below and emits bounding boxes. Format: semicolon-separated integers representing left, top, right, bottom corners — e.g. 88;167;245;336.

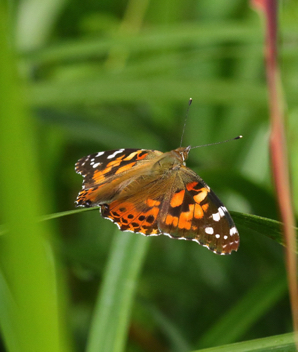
151;146;191;174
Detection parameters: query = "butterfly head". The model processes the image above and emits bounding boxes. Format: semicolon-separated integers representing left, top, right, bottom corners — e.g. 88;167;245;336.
174;146;191;164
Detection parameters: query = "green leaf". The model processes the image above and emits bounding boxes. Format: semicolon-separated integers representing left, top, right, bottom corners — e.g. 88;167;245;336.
198;268;288;347
86;230;149;352
193;332;296;352
0;4;70;352
37;208;296;249
231;211;293;247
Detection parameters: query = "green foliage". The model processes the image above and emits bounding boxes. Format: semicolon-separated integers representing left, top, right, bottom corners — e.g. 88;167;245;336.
0;0;298;351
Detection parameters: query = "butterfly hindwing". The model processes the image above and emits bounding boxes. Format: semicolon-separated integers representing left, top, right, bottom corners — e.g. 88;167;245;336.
101;198;162;236
158;176;239;255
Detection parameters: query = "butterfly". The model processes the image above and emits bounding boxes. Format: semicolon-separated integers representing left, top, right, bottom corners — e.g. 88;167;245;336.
75;146;239;255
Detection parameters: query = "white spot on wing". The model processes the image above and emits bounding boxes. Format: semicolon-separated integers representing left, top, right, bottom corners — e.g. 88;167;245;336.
218;207;225;218
96;152;105;157
220;206;228;216
107;149;125;159
92;162;100;168
215;234;220;239
230;227;237;235
205;227;214;235
212;212;220;222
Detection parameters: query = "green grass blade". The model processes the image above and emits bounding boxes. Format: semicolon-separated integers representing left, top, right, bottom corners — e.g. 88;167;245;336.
198;269;288;348
231;211;293;247
147;304;191;352
28;78;267;108
24;21;263;63
38;208;298;249
0;4;70;352
40;207;96;221
193;332;296;352
0;272;20;351
86;230;149;352
16;0;67;51
1;206;293;252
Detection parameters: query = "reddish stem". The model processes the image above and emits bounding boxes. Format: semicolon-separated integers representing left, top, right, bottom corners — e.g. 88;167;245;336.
252;0;298;344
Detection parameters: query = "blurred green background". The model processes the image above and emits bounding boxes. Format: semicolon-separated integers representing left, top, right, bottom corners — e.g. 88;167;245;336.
0;0;298;351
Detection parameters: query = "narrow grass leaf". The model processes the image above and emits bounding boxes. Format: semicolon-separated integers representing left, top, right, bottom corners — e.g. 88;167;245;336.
37;209;298;250
231;212;298;248
193;332;296;352
0;4;70;352
198;269;288;348
147;304;191;352
0;272;20;352
86;230;149;352
28;78;267;108
24;21;264;64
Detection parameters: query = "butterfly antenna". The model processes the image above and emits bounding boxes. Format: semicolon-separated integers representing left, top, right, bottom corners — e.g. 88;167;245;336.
191;135;243;149
180;98;192;147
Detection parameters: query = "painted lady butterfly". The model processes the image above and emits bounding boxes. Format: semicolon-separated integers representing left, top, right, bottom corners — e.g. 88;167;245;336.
75;146;239;255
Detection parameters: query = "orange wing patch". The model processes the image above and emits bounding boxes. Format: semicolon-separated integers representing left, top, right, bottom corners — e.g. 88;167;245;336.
93;167;112;183
123;151;140;161
115;162;136;174
93;158;137;183
136;152;149;160
186;181;199;191
123;151;148;161
106;156;125;168
101;199;161;235
76;185;104;206
194;204;204;219
177;211;192;230
170;190;185;207
165;214;179;227
146;199;161;207
202;203;209;212
193;187;208;204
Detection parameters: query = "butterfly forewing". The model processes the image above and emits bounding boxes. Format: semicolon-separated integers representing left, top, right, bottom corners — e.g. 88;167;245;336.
75;149;152;187
75;149;160;207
